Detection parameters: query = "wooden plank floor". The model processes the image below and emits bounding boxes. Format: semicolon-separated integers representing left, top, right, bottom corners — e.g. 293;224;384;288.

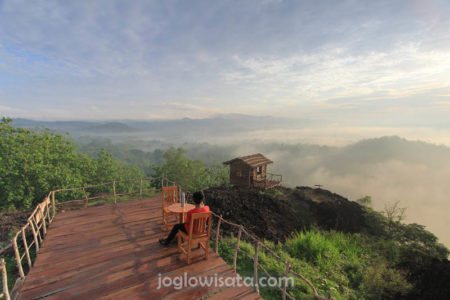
18;196;261;299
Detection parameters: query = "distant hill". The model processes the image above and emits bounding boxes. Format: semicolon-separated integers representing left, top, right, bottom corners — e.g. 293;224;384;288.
83;122;138;133
11;114;321;138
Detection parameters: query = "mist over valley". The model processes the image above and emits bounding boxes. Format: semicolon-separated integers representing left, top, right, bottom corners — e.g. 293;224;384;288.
12;116;450;247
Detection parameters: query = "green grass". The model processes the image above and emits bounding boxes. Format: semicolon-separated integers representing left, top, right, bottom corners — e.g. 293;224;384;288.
215;229;412;300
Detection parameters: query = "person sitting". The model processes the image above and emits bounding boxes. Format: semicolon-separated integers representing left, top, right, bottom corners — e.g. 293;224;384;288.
159;191;210;246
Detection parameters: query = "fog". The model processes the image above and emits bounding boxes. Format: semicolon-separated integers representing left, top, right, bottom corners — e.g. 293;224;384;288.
12;118;450;247
230;137;450;247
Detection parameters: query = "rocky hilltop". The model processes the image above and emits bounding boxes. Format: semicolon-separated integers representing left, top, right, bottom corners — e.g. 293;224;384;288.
203;185;367;241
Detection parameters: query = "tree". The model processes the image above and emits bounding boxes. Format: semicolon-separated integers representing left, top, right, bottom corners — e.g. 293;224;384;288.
357;195;372;207
153;147;228;192
0;117;145;210
0;117;92;209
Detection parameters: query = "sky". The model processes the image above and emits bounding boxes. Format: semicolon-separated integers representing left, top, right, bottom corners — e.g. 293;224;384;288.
0;0;450;124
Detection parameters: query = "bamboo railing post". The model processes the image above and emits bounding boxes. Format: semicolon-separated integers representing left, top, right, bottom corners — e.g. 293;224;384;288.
51;191;56;219
113;181;117;205
34;217;43;243
82;187;89;208
215;215;222;253
45;199;50;224
139;178;143;199
21;228;32;269
254;241;260;295
233;226;243;273
12;236;25;279
283;262;291;300
41;206;47;236
161;175;164;190
1;258;11;300
29;220;39;252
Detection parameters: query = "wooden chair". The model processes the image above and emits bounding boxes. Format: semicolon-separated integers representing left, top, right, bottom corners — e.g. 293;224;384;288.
162;186;179;231
177;212;211;264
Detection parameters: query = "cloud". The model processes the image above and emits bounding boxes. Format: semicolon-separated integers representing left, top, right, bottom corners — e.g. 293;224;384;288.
0;0;449;121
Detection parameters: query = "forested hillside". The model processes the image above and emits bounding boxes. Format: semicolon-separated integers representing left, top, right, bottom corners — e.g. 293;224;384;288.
0;117;144;210
0;118;228;211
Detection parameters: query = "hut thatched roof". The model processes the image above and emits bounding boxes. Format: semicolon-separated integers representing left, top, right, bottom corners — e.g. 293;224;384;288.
223;153;273;168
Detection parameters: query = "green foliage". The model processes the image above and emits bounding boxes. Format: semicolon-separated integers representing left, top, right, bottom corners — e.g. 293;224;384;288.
356;196;372;207
1;117;88;209
153;147;228;192
217;229;413;300
0;118;145;210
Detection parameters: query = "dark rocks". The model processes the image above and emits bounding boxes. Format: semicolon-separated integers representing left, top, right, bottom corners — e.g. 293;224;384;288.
203;185;367;242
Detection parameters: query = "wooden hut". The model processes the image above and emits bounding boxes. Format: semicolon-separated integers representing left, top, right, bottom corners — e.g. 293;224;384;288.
223;153;282;189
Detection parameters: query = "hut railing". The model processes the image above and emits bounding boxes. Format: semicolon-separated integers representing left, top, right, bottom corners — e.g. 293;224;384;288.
209;211;333;300
267;172;282;183
253;172;282;189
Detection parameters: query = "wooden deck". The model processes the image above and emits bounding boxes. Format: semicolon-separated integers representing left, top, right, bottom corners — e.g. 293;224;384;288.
17;196;261;299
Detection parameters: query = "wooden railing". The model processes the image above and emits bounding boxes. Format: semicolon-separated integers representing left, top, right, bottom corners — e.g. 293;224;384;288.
2;176;163;291
209;211;334;300
267;172;282;183
1;258;10;300
1;175;331;300
253;172;283;189
12;192;55;279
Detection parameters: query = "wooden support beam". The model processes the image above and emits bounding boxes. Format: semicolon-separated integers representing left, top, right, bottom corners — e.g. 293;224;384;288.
1;258;11;300
28;220;39;252
82;187;89;208
282;262;291;300
41;205;47;236
113;181;117;205
12;236;25;279
233;226;243;273
254;241;260;295
215;215;222;253
34;217;43;243
51;191;56;220
21;227;32;269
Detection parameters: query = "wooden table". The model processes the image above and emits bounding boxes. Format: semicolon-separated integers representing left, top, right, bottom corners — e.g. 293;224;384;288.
167;203;195;223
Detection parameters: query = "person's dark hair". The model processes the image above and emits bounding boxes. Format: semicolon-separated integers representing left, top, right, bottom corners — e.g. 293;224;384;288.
193;191;204;204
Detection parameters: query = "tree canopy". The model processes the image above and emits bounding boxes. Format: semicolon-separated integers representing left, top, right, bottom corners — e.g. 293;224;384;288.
0;117;144;210
152;147;228;192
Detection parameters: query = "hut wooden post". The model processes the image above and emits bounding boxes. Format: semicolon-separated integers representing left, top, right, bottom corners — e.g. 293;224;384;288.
29;220;39;252
1;258;11;300
12;236;25;279
282;262;291;300
233;226;243;273
82;187;89;208
21;227;32;269
254;241;260;295
139;178;143;199
215;215;222;253
113;181;117;205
